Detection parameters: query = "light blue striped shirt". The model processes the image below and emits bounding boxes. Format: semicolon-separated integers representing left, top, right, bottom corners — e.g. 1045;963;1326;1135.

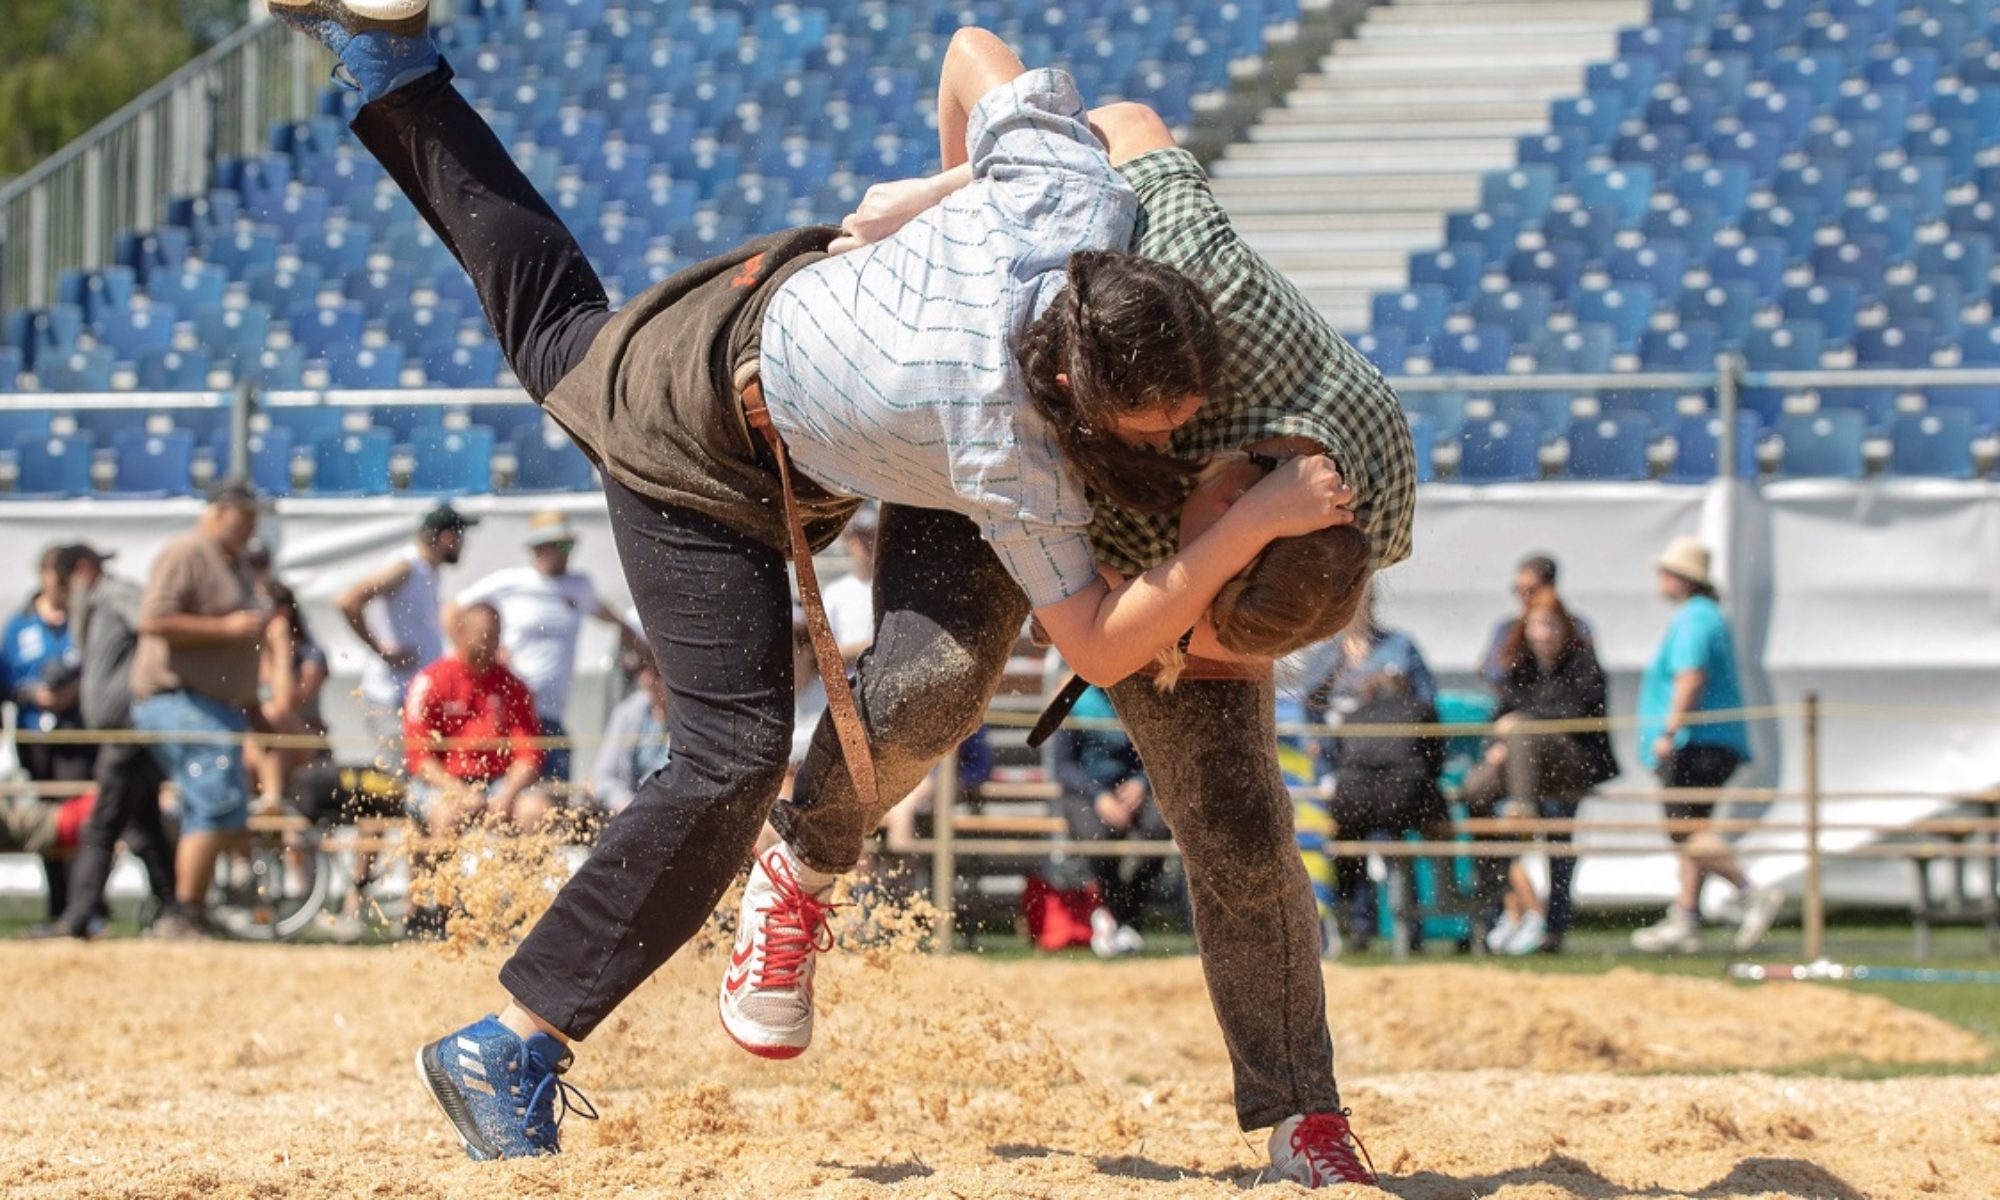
758;69;1138;608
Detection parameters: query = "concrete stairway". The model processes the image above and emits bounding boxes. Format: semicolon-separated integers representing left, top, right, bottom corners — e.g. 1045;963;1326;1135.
1208;0;1647;332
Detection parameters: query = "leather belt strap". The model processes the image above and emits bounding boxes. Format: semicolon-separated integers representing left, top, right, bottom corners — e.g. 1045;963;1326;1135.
739;381;879;812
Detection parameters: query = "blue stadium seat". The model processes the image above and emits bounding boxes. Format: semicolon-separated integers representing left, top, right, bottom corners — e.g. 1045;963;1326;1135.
1883;281;1963;340
294;224;373;279
137;349;213;391
1496;390;1578;431
1571;282;1655;351
1778;410;1866;478
1620;20;1690;69
39;347;115;392
1641;323;1719;370
407;425;495;494
1609;126;1687;172
1890;409;1977;478
1505;245;1586;303
73;406;154;443
1550;95;1621;146
107;429;194;498
344;265;417;312
1818;387;1900;428
1576;164;1654;225
371;403;447;441
313;429;393;496
426;341;503;388
1842;200;1919;260
509;419;598;491
1811;238;1889;297
1664;411;1758;482
1370;286;1450;346
0;348;26;394
1741;198;1818;259
1768;49;1845;103
1480;167;1558;224
1874;159;1948;217
244;261;324;312
1431;326;1511;375
1677;282;1758;350
1706;238;1788;302
1404;413;1437;484
1671;160;1752;221
1345;329;1407;374
1744;320;1825;370
1567;414;1653;480
1409;247;1486;302
1782;280;1860;347
1737;87;1815;145
1854;323;1937;368
245;344;307;390
1536;324;1616;374
1403;391;1469;437
292;301;369;362
1959;320;2000;366
196;302;272;370
1472;285;1555;346
1705;125;1783;184
1644;200;1722;250
1773;161;1847;213
1543;206;1620;264
1518;131;1590;182
1913;236;1994;299
1584;58;1657;113
149;263;227;314
1608;241;1686;295
330;344;406;389
1458;416;1543;483
10;431;95;497
97;302;179;360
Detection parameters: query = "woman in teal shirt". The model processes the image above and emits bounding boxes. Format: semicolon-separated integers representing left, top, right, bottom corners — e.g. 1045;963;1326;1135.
1630;537;1782;956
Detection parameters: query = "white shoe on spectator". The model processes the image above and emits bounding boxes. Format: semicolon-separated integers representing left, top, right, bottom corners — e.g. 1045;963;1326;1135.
1089;907;1120;959
1112;924;1146;956
1631;906;1703;954
718;844;837;1059
1733;885;1786;951
1505;911;1547;955
1485;912;1520;954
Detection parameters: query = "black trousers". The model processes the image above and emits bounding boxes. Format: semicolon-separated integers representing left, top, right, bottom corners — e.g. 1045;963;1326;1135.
20;737;94;922
351;69;825;1038
58;742;173;934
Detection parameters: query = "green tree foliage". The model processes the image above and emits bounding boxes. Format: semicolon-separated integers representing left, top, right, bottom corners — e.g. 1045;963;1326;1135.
0;0;245;179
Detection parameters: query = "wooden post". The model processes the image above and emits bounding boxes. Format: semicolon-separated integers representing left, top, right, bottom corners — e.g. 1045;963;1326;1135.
931;756;958;955
1803;692;1825;962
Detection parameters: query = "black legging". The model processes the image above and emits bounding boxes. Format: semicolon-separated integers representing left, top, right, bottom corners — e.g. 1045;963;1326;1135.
58;743;174;934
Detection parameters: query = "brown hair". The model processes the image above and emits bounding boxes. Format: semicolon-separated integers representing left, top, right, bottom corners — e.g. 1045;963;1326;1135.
1018;250;1221;513
1210;525;1374;659
1498;593;1583;675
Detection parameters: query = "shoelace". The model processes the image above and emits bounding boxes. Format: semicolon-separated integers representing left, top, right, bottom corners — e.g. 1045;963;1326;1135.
521;1068;599;1146
1290;1110;1377;1185
755;853;841;991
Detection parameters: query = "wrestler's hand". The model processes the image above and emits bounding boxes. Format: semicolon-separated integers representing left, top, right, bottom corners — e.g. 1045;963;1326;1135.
1230;454;1356;540
829;176;946;254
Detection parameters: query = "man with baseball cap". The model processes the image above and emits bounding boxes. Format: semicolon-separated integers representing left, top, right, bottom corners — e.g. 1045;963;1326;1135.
1630;535;1782;955
450;510;644;783
32;542;180;938
337;503;479;757
128;479;270;938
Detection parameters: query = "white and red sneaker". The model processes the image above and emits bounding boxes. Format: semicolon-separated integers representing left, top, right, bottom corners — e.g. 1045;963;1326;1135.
718;844;838;1060
1268;1110;1379;1190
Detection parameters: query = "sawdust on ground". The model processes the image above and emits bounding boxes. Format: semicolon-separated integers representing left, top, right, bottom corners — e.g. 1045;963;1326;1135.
6;912;1995;1200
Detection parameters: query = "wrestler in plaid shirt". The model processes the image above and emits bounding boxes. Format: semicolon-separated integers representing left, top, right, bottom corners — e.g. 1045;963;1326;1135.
1088;148;1417;579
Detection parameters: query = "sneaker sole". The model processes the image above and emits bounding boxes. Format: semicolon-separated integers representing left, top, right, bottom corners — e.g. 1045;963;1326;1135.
267;0;430;36
716;992;809;1061
415;1041;501;1162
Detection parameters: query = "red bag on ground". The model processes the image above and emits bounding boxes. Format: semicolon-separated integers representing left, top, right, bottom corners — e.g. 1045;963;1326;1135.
1021;875;1100;952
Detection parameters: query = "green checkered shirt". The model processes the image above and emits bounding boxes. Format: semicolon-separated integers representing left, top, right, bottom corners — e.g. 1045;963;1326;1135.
1087;148;1416;578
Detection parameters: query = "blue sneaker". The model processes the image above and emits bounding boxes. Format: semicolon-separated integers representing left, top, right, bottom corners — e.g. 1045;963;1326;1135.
415;1016;598;1160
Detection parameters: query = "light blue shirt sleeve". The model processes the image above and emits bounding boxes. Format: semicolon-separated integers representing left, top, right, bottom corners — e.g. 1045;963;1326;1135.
1663;604;1718;678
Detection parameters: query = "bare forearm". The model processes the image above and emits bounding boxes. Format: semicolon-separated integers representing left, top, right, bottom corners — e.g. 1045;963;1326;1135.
938;28;1025;169
1064;512;1271;685
1665;671;1707;732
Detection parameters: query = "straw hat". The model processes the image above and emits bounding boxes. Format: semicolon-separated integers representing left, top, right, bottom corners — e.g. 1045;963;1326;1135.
524;510;578;548
1655;535;1711;586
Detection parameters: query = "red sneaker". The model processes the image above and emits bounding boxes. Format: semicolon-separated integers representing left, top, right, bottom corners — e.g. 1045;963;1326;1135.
1268;1110;1379;1189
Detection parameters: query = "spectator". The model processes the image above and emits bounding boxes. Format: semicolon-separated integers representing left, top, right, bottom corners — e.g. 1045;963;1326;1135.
590;653;670;817
450;511;643;784
337;504;476;759
3;543;93;924
1316;587;1447;953
1050;685;1169;958
247;580;331;803
1462;596;1619;955
38;544;175;939
403;602;548;838
1478;553;1594;687
129;480;269;939
820;506;878;665
1630;537;1783;955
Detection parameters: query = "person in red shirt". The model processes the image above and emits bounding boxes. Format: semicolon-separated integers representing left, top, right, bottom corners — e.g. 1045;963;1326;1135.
403;603;547;837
